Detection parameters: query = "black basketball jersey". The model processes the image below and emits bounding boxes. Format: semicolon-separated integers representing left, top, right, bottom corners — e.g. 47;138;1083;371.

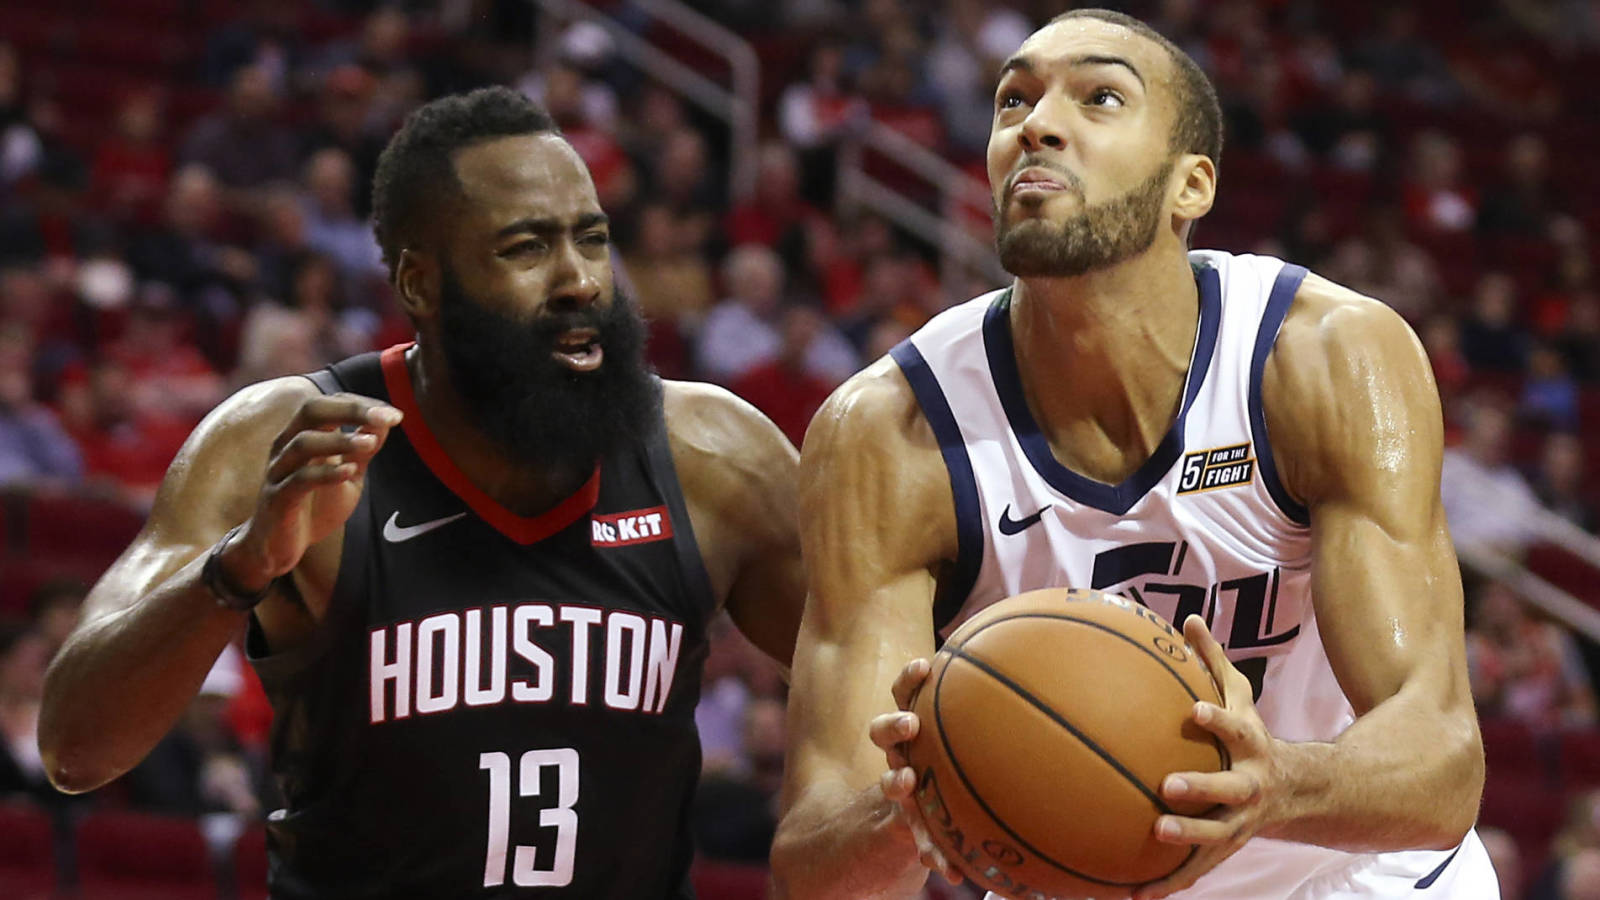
246;344;716;899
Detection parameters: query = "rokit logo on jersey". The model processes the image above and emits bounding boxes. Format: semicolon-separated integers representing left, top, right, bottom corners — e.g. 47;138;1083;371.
1177;443;1255;494
590;506;673;547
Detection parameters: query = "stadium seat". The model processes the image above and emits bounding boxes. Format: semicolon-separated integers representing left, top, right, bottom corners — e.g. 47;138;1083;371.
234;823;269;900
0;799;57;899
691;859;770;900
1559;729;1600;789
22;493;145;564
75;809;216;900
1478;718;1551;782
1479;772;1567;850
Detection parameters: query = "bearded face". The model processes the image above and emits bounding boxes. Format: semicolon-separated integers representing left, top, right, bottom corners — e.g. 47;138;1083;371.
994;159;1172;279
435;263;661;470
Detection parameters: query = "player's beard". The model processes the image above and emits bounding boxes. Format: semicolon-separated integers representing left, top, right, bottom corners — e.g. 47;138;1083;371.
994;160;1171;279
436;265;661;471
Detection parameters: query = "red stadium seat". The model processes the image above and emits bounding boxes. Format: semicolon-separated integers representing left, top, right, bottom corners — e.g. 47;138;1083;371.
22;493;145;564
0;799;57;899
1559;729;1600;789
1479;718;1547;781
75;809;216;900
692;860;770;900
234;823;269;900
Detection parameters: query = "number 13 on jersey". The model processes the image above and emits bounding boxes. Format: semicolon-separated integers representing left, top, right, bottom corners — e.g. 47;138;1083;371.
479;748;579;887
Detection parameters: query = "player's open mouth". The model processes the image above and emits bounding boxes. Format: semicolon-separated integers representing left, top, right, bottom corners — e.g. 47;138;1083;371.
553;328;603;372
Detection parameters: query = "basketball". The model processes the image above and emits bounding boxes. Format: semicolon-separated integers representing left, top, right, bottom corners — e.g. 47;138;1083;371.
903;588;1229;900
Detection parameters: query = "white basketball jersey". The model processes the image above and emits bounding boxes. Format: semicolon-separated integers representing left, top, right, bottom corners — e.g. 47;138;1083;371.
891;250;1492;899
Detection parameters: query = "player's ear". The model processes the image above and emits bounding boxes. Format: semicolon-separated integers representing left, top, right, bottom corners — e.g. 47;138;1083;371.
1172;154;1216;226
394;249;440;320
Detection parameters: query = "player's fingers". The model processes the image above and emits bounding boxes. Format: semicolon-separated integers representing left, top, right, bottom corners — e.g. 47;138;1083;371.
911;827;960;883
1162;770;1261;808
276;395;401;452
1182;615;1250;704
1192;702;1261;751
267;431;377;483
869;711;919;753
270;462;359;500
879;765;918;802
890;658;932;710
1152;812;1242;846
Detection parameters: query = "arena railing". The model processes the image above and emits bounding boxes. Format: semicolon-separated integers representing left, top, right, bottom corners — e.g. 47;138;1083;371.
835;120;1009;301
527;0;759;203
526;0;1006;302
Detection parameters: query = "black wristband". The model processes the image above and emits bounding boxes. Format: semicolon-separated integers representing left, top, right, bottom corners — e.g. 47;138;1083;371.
201;525;277;612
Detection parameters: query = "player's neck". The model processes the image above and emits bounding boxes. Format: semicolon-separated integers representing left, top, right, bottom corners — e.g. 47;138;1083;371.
404;345;595;516
1008;249;1200;478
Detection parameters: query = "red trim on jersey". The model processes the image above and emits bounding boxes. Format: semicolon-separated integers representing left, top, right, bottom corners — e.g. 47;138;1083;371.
380;343;600;545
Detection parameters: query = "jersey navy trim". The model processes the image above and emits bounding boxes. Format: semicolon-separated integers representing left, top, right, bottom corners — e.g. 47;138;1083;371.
981;268;1223;516
890;340;982;632
1247;264;1312;526
1414;845;1461;889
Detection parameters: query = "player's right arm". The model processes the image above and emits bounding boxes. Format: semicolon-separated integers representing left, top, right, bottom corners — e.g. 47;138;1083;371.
770;359;957;900
39;379;400;793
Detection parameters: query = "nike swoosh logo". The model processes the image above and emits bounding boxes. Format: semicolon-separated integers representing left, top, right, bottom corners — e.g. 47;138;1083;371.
382;511;468;543
997;504;1050;535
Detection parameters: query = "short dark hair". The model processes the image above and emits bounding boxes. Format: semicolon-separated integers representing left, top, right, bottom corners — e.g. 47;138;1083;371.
1048;9;1223;169
371;86;559;276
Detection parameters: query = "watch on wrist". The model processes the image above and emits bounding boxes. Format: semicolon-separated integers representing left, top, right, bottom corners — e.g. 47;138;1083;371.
202;525;277;612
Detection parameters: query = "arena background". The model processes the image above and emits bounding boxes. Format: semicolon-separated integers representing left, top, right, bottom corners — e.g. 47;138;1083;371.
2;0;1599;897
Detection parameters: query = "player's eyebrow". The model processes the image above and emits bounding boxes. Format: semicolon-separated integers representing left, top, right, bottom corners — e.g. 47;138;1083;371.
1070;54;1146;88
495;212;610;238
997;53;1146;89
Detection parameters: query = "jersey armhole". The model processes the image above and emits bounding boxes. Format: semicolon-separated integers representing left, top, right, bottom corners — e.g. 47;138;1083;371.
1248;264;1313;527
889;340;983;634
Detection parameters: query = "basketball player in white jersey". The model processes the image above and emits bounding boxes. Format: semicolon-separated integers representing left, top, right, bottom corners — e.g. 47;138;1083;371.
772;8;1492;900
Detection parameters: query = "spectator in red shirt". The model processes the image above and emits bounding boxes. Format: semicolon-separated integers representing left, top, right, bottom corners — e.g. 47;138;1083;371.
89;89;171;229
1404;129;1477;234
723;143;817;254
103;287;225;424
730;305;839;447
55;359;192;509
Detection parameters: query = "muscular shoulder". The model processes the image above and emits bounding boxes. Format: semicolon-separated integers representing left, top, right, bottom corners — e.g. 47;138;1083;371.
1263;272;1443;510
662;379;796;497
801;357;955;566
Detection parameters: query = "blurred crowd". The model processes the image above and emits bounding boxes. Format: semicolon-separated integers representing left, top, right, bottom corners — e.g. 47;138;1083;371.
3;0;1600;896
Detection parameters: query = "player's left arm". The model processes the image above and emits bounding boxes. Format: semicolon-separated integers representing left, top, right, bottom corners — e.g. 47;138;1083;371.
1138;275;1483;898
664;381;806;670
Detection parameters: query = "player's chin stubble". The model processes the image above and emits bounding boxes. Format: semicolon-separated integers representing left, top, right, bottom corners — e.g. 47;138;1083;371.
994;163;1171;279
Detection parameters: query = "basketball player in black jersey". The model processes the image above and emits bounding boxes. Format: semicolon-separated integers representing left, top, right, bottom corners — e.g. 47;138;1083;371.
39;88;806;898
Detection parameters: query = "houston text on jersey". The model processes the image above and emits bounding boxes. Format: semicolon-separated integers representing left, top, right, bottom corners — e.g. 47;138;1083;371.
368;603;686;723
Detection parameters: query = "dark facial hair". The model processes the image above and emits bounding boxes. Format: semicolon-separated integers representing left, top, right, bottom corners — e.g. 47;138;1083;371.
995;160;1172;279
435;266;661;470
